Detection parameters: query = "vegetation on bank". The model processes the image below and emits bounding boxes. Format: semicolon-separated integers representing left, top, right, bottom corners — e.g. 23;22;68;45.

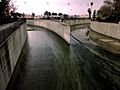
87;0;120;23
43;11;81;20
97;0;120;23
0;0;24;25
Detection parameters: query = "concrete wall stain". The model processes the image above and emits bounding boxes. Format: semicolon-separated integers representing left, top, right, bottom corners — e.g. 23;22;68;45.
0;23;27;90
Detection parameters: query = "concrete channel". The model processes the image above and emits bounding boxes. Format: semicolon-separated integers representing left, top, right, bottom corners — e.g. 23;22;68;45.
7;21;120;90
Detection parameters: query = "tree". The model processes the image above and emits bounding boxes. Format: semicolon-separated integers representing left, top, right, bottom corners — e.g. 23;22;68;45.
87;2;93;19
92;10;96;20
44;11;51;19
0;0;11;24
114;0;120;11
87;8;91;19
52;12;55;16
9;0;17;13
0;0;10;16
44;11;49;16
58;13;63;16
0;0;17;24
54;13;57;16
97;0;120;22
63;14;68;19
44;11;51;16
90;2;93;8
90;2;93;12
52;12;57;17
32;12;35;19
48;12;51;16
104;0;112;5
3;0;13;15
97;4;112;18
97;0;113;21
112;0;120;21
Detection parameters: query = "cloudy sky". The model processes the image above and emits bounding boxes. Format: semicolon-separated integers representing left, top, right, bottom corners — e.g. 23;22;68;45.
13;0;104;15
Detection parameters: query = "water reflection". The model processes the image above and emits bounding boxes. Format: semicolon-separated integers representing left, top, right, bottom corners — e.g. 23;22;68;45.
9;27;81;90
71;28;120;90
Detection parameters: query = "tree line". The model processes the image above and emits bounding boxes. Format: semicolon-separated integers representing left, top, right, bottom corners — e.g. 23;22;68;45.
44;11;63;17
97;0;120;23
43;11;69;19
0;0;23;24
87;0;120;23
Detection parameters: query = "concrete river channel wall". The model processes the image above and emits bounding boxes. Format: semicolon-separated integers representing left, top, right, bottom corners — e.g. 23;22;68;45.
0;22;27;90
27;20;70;44
90;21;120;54
90;21;120;40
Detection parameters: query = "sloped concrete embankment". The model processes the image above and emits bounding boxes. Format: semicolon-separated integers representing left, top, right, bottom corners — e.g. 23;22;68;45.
0;23;27;90
89;22;120;89
90;21;120;54
70;21;120;90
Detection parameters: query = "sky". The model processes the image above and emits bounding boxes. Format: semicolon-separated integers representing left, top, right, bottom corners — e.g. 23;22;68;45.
13;0;104;15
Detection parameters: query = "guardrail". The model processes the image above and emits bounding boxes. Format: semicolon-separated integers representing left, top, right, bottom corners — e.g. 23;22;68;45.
0;19;25;45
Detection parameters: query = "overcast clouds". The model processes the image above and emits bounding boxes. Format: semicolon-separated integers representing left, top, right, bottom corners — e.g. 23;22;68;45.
14;0;104;15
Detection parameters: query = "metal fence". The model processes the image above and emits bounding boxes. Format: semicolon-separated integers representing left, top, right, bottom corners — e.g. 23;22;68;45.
0;19;25;45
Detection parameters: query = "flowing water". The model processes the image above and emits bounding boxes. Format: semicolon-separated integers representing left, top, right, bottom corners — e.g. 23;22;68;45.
7;25;120;90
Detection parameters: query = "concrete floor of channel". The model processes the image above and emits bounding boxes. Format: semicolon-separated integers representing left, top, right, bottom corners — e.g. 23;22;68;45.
7;25;120;90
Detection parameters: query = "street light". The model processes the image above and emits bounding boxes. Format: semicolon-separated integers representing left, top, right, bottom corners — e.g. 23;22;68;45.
67;3;70;16
46;2;49;11
67;3;70;24
90;2;93;15
24;1;27;14
58;9;60;12
70;9;72;15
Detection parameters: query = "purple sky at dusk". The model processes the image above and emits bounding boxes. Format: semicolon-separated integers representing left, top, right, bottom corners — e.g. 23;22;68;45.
13;0;104;15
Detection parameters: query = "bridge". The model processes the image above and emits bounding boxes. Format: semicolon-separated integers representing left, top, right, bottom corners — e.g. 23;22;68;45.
0;19;120;90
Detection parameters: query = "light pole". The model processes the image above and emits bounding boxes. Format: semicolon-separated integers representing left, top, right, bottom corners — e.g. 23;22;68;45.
67;3;70;16
46;2;49;11
24;1;27;14
46;2;50;19
70;9;72;15
90;2;93;16
58;9;59;18
58;9;60;13
67;3;70;24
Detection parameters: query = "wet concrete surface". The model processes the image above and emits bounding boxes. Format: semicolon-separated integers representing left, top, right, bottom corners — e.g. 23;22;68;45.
8;26;120;90
89;30;120;54
71;28;120;90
